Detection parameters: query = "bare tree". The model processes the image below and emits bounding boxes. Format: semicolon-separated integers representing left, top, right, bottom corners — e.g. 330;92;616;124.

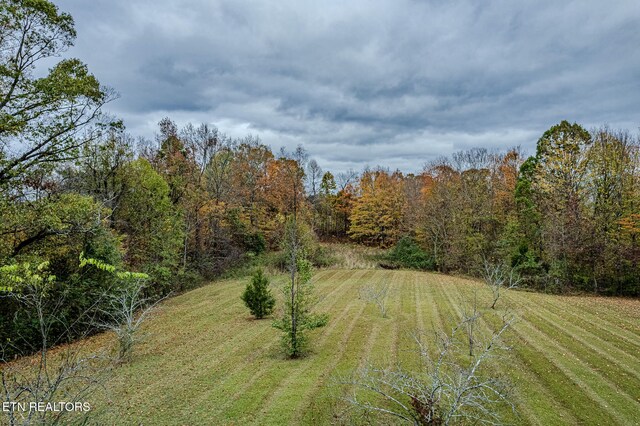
63;128;135;226
482;260;521;309
306;159;323;230
232;135;270;227
96;280;166;363
359;281;390;318
338;313;516;425
460;291;481;356
307;159;323;199
181;122;221;176
336;168;358;192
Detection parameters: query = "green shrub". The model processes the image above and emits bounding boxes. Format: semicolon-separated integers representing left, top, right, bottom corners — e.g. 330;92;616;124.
241;269;275;319
265;250;288;272
173;269;205;293
309;245;338;268
267;244;338;272
382;237;434;270
244;232;266;255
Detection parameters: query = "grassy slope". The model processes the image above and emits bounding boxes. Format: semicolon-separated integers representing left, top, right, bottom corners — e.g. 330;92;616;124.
84;269;640;425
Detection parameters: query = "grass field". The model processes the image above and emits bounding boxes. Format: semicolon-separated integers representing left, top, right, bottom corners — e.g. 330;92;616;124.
77;268;640;425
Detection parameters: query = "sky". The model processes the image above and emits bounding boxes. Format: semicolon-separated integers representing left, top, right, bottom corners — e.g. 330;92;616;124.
54;0;640;173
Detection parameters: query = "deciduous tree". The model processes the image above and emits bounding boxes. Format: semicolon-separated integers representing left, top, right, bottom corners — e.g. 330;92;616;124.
0;0;116;191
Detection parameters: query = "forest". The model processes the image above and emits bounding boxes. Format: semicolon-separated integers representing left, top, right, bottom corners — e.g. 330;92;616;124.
0;0;639;362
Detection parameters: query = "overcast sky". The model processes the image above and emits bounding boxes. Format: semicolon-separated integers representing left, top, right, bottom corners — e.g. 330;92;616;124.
55;0;640;173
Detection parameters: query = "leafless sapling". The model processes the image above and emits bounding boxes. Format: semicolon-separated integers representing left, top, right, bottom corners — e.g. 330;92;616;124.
359;281;390;318
460;291;481;357
95;280;165;363
482;260;521;309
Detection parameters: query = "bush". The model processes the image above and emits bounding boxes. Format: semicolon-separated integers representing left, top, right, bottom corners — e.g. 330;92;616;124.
267;244;337;272
381;237;434;270
241;269;275;319
173;269;205;293
143;264;173;297
244;232;266;255
264;250;288;272
309;245;338;268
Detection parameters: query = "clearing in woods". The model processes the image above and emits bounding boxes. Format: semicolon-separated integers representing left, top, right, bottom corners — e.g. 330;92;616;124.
82;268;640;425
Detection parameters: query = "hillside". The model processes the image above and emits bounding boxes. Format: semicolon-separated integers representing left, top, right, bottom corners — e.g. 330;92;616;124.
78;269;640;425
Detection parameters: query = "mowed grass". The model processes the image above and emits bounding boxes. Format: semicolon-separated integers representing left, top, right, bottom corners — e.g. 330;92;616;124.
83;269;640;425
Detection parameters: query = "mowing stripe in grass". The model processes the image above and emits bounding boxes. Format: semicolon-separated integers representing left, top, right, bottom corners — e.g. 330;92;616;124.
308;269;345;295
359;274;398;369
521;308;640;408
507;327;596;425
305;313;384;426
144;286;266;350
412;271;426;332
330;322;383;425
287;302;369;424
298;270;416;425
450;280;626;426
245;307;363;422
315;269;364;309
513;295;640;384
169;271;362;424
552;295;640;331
507;292;640;358
417;272;445;334
432;273;479;328
510;291;640;355
144;276;289;349
425;274;453;337
526;291;640;339
148;286;243;340
514;318;635;424
394;271;423;373
107;308;265;395
387;270;402;365
171;277;249;311
107;273;337;422
386;271;431;373
118;314;278;418
184;336;282;422
413;271;432;341
80;269;640;425
407;274;530;425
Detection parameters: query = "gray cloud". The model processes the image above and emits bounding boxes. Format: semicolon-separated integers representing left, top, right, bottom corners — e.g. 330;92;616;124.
56;0;640;173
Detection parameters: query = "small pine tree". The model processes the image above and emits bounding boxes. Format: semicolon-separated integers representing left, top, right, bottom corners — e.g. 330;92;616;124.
242;269;276;319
